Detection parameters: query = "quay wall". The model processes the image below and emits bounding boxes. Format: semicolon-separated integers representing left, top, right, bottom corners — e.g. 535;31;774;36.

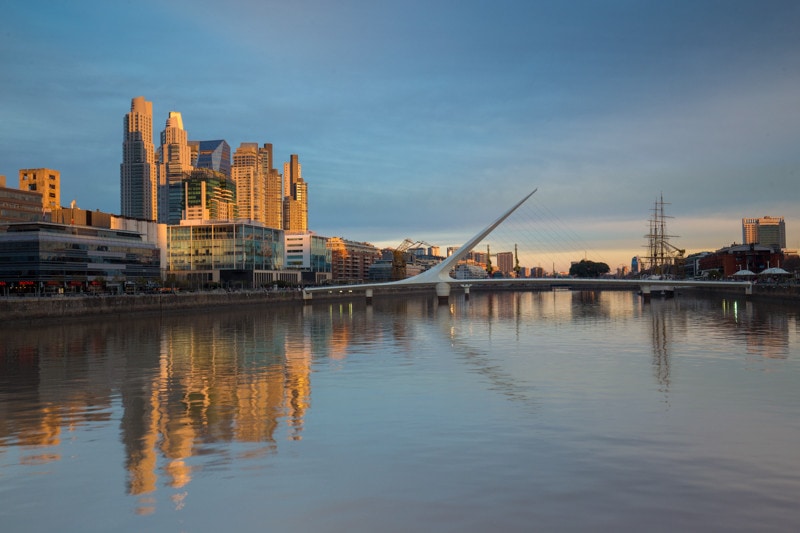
0;290;304;323
1;284;797;323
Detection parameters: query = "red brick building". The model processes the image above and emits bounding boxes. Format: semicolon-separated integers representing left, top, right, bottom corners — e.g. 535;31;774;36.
698;244;784;277
327;237;380;283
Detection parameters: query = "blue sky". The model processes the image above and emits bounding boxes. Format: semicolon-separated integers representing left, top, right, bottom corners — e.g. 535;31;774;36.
2;0;799;270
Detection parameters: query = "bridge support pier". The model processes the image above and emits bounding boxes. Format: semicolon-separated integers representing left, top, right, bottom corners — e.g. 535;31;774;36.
640;285;651;303
365;288;373;305
436;282;451;305
461;284;471;300
302;290;313;305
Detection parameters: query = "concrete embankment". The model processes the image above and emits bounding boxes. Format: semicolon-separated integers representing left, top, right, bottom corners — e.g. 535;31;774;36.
0;290;305;323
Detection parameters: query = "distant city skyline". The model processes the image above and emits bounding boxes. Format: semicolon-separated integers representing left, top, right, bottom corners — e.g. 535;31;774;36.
3;1;800;271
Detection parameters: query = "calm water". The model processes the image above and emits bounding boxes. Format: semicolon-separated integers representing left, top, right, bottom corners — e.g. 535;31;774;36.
1;290;799;532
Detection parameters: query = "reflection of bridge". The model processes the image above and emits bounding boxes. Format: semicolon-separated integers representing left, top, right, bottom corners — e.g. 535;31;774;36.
304;189;753;303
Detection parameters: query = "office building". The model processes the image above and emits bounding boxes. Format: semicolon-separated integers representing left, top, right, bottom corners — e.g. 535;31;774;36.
742;216;786;250
284;230;332;284
0;221;160;294
19;168;60;212
283;154;307;231
121;96;156;220
167;220;292;289
260;143;283;229
0;182;44;223
190;140;231;179
182;168;237;221
232;143;263;222
158;111;193;224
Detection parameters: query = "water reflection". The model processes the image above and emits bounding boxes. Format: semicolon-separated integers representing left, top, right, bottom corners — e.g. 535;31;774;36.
0;291;797;525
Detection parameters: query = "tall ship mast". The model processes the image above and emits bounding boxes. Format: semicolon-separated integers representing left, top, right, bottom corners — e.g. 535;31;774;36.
643;193;684;277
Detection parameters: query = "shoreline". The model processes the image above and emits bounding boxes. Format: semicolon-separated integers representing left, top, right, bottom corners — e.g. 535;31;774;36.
1;284;797;324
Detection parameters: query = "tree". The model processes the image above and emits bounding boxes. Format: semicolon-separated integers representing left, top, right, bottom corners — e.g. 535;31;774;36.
569;259;610;278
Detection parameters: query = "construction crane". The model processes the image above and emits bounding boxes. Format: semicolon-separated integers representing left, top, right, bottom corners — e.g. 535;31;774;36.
391;238;435;280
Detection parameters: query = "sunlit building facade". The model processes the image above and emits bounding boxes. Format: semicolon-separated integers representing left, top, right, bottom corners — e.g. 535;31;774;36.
121;96;156;220
283;230;331;283
742;216;786;250
261;143;283;229
232;143;263;222
327;237;379;282
19;168;60;212
167;220;292;288
158;111;193;224
283;154;307;231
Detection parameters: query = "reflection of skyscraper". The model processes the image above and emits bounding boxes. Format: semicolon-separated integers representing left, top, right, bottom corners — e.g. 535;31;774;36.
283;154;307;231
121;96;156;220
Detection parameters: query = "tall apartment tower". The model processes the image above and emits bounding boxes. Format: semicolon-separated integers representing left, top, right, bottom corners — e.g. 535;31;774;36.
260;143;283;229
232;143;262;222
19;168;60;212
158;112;193;224
121;96;156;220
283;154;307;231
743;216;786;249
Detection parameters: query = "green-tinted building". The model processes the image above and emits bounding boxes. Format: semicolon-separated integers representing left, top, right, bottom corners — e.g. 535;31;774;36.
182;168;237;221
167;220;295;288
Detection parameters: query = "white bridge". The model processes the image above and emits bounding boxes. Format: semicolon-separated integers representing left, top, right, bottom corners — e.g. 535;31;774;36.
304;189;752;303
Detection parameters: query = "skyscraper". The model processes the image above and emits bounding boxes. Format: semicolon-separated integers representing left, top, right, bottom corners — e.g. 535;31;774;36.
121;96;156;220
190;140;231;178
283;154;307;231
260;144;283;229
158;112;193;224
232;143;262;222
742;216;786;249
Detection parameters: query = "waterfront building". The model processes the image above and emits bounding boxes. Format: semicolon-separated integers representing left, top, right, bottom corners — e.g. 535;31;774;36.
496;251;514;276
121;96;157;220
182;168;237;221
283;230;332;284
158;112;193;224
454;263;489;279
190;140;231;179
327;237;380;283
0;221;160;294
697;243;784;277
18;168;60;213
742;216;786;250
167;220;293;288
283;154;307;231
232;143;264;223
260;143;283;229
0;182;44;222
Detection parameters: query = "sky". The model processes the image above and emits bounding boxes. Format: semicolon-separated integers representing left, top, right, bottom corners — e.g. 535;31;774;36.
2;0;799;271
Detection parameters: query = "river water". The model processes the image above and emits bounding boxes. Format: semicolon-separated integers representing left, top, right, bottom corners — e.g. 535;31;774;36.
1;290;798;532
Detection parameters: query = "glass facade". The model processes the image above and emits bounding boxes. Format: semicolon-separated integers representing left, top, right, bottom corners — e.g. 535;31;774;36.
168;222;283;272
0;222;160;291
